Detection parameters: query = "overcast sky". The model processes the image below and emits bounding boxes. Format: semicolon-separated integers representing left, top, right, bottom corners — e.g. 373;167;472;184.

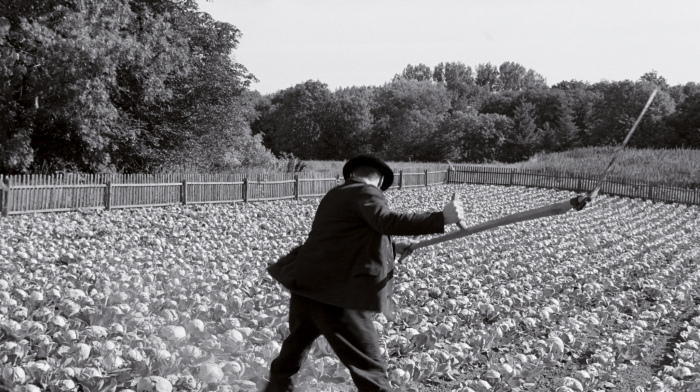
196;0;700;95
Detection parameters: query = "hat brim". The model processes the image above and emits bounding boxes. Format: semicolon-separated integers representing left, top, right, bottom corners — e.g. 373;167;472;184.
342;155;394;191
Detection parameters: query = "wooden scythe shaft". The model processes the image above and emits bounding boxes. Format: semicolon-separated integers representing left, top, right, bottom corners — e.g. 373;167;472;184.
402;200;573;258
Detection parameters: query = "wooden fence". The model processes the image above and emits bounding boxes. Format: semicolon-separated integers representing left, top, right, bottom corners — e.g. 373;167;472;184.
0;170;446;216
1;166;698;216
449;165;700;206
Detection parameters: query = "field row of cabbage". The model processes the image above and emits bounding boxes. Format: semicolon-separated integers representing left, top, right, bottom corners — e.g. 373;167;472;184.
1;184;699;392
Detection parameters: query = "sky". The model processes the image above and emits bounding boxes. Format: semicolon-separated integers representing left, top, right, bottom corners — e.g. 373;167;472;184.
196;0;700;95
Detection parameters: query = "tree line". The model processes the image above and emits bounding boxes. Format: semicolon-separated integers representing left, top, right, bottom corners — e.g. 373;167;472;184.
252;64;700;164
2;1;699;175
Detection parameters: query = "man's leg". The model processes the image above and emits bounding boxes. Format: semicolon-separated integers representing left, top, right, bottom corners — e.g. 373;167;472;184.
265;294;321;392
311;302;393;392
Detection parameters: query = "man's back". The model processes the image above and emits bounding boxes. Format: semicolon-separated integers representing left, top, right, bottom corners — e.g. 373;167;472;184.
274;179;444;312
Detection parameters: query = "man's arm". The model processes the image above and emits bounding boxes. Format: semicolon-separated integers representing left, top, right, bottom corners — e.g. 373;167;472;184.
355;186;462;236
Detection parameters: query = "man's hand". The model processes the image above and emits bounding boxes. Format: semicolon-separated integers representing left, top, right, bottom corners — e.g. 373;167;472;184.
570;195;591;211
395;239;420;262
442;198;465;225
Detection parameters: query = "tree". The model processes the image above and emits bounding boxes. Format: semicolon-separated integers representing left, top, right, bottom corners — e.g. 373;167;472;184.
500;100;539;162
666;88;700;148
523;89;580;150
433;61;485;112
398;63;432;82
668;81;700;106
441;112;511;163
552;80;590;91
318;86;377;159
640;70;669;90
120;3;269;172
551;81;601;145
499;62;527;91
522;69;548;90
536;112;579;153
588;80;676;148
371;79;452;161
443;62;475;90
252;80;333;160
479;91;522;117
551;108;580;151
442;62;485;111
0;0;268;174
479;88;582;153
433;63;445;83
476;63;501;91
1;0;166;172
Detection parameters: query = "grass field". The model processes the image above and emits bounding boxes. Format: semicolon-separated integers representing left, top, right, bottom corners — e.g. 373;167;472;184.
518;147;700;189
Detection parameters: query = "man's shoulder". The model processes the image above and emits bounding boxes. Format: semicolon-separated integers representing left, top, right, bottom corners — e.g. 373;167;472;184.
317;182;384;213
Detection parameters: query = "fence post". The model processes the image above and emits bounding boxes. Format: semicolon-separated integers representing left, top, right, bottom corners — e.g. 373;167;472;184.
1;178;9;217
425;170;429;188
509;168;515;185
399;170;403;189
181;180;188;205
243;177;248;203
335;175;340;187
294;174;299;200
576;177;582;193
647;182;654;201
447;167;452;184
104;182;112;211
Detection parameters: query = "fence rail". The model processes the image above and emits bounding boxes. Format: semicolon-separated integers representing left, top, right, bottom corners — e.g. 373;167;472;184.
1;166;698;216
448;165;700;206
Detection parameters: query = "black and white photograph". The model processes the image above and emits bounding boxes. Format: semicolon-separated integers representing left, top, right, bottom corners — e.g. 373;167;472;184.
1;1;699;392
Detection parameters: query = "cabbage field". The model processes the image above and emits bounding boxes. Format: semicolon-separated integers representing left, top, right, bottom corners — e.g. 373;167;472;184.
1;184;699;392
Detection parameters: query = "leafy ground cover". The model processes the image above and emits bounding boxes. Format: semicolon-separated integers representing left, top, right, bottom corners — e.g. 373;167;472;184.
1;184;699;392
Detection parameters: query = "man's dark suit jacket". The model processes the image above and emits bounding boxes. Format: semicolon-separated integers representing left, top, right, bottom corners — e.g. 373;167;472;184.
268;179;444;313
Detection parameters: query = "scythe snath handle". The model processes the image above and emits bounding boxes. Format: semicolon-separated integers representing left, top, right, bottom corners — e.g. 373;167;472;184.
398;200;574;262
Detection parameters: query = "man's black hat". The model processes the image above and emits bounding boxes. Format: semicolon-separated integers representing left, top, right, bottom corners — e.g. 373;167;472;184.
342;155;394;191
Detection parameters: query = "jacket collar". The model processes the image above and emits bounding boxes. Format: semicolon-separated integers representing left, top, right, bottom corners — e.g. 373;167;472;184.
345;178;380;188
344;178;384;193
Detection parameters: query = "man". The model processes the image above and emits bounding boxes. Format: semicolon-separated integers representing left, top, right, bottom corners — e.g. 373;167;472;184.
265;155;465;392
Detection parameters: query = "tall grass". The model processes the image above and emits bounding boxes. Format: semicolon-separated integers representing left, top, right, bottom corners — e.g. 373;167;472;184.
303;160;453;173
302;160;517;173
520;147;700;188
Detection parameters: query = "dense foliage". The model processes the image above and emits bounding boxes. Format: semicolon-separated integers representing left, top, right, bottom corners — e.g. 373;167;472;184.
0;0;275;174
1;185;699;391
252;66;700;163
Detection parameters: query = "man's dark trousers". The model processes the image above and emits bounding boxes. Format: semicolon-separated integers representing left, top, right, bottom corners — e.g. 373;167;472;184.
264;293;393;392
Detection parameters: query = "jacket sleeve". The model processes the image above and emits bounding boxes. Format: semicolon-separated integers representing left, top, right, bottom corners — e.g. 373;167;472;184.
355;185;445;236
